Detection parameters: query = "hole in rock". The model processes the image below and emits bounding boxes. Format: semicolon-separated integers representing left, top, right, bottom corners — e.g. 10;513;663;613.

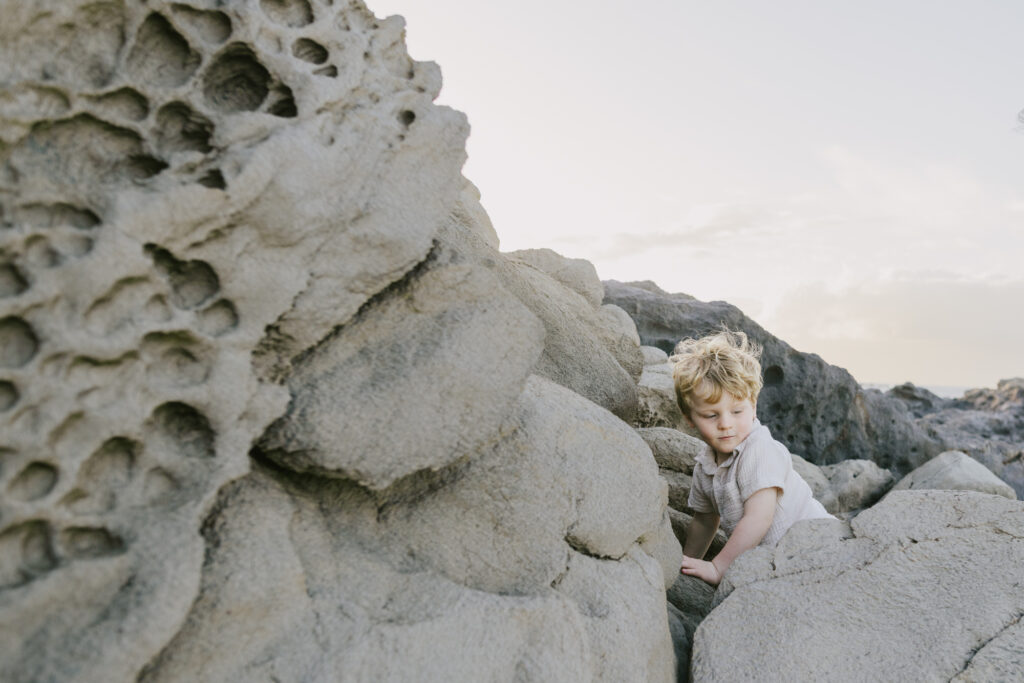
123;155;169;181
25;235;62;268
292;38;328;64
14;203;101;230
0;317;40;368
763;365;784;387
266;84;297;118
88;88;150;121
146;245;220;309
150;402;215;459
80;437;136;489
171;4;232;43
0;380;19;411
57;234;94;259
19;115;154;189
313;65;337;78
399;110;416;128
143;467;180;503
61;527;126;559
203;45;271;113
0;521;57;589
260;0;314;27
8;462;58;502
126;13;201;88
0;264;29;297
155;102;214;154
198;299;239;336
149;347;209;387
197;169;226;189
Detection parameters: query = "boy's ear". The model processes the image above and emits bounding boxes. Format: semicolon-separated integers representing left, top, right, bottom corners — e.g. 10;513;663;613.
682;411;694;427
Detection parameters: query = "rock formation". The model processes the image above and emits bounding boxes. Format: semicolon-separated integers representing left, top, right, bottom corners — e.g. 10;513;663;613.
693;490;1024;681
0;2;676;680
886;380;1024;497
604;280;944;474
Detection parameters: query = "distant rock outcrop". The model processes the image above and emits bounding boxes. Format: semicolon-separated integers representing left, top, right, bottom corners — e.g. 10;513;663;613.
0;3;675;681
604;280;943;474
886;380;1024;497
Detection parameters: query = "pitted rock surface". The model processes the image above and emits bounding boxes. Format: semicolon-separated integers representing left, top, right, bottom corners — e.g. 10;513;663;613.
0;2;676;681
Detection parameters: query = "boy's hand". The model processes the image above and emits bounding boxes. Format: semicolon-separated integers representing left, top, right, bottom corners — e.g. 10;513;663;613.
680;554;722;586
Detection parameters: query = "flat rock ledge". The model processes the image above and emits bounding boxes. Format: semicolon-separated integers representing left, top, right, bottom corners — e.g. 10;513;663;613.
693;490;1024;681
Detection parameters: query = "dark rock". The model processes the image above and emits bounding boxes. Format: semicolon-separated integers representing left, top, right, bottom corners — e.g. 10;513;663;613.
603;280;943;474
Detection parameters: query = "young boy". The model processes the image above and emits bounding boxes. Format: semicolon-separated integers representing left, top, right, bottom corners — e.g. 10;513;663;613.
673;329;833;585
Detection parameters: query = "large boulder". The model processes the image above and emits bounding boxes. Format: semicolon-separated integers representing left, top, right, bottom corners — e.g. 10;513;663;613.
604;280;943;474
891;450;1017;500
693;491;1024;680
0;2;676;681
820;459;894;513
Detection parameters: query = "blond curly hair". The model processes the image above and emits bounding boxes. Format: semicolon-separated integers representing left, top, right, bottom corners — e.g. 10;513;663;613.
671;328;763;416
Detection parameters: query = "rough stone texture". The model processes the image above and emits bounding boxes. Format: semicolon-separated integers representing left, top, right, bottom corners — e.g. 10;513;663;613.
888;379;1024;498
505;247;605;309
637;426;703;474
662;468;694;514
499;254;640;422
821;459;894;513
693;491;1024;681
636;363;691;433
0;3;675;681
641;344;669;366
666;575;715;681
604;280;944;474
790;452;837;513
891;450;1017;500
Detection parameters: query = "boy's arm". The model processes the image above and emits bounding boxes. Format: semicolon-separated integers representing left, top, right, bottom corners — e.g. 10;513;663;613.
680;487;778;585
682;511;720;559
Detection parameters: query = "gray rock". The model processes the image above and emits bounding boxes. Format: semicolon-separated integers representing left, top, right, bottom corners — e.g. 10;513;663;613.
693;491;1024;681
790;452;838;513
891;450;1017;500
259;258;545;490
498;258;640;422
886;382;957;417
637;427;704;474
0;2;677;680
641;344;669;366
666;576;716;680
636;365;689;432
604;280;944;474
661;468;694;514
821;459;894;512
951;617;1024;682
505;247;605;308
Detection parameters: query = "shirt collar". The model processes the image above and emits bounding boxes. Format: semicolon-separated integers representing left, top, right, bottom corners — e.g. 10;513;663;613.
694;419;763;474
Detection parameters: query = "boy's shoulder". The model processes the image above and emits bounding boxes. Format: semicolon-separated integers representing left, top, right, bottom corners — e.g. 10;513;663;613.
737;421;790;463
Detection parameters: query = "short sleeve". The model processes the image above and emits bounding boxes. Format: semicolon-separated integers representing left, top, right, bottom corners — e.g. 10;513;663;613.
687;466;716;514
735;438;789;503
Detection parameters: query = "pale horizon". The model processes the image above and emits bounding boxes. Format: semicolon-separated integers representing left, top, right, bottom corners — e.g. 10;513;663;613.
371;1;1024;390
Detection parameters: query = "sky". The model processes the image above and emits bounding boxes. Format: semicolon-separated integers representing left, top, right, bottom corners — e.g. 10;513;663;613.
370;0;1024;390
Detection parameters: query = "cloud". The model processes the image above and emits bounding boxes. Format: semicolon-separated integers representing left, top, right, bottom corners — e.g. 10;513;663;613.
764;273;1024;387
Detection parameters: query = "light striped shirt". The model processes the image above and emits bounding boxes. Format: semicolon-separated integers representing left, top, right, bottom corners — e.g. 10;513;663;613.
687;419;834;546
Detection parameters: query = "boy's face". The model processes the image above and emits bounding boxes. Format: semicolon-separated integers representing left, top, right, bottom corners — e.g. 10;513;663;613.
685;389;757;457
